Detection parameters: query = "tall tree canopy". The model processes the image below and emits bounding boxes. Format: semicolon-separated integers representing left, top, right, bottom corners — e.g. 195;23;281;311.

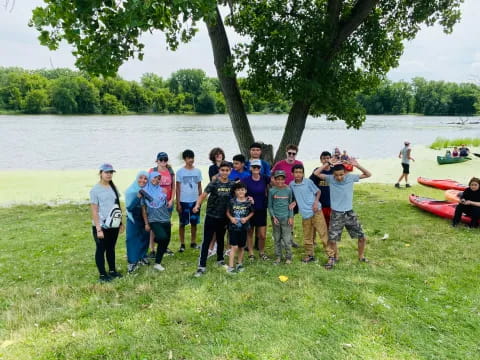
30;0;463;161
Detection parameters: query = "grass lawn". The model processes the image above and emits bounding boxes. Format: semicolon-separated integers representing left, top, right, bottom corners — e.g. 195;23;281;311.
0;184;479;359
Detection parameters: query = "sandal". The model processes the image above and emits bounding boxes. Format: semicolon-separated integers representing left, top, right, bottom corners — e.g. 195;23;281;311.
324;257;336;270
248;254;255;260
359;257;369;263
260;253;269;261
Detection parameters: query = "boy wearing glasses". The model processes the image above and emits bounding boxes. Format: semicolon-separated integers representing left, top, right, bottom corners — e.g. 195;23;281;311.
272;144;303;185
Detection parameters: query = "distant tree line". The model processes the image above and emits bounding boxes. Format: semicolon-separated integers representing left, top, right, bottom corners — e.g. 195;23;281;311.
357;78;480;116
0;67;479;116
0;67;289;115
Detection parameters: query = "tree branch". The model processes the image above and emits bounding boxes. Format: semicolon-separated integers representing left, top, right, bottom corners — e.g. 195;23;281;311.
326;0;342;35
330;0;378;56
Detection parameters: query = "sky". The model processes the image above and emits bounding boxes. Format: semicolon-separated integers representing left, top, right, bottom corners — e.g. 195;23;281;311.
0;0;479;83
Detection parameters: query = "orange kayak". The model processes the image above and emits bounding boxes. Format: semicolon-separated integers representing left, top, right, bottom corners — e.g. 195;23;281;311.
445;189;462;203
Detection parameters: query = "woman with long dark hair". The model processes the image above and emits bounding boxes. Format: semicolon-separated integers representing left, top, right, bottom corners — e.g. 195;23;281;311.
89;163;124;282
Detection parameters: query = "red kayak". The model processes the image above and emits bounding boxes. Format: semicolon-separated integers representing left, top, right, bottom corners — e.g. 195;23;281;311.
417;177;468;191
409;194;479;225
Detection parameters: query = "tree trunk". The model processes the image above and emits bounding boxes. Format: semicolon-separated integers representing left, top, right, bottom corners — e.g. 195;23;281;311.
274;101;311;163
205;7;255;156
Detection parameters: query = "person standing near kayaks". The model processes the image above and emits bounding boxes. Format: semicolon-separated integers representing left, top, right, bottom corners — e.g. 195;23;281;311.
395;141;415;188
90;163;124;283
125;170;150;273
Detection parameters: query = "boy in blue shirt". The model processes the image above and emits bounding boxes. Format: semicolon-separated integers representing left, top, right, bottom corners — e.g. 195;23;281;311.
229;154;251;181
289;164;335;263
176;149;203;252
313;158;371;269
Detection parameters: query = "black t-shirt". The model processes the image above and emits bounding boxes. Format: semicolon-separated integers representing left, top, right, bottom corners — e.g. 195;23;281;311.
208;164;219;181
208;161;233;181
462;188;480;202
309;167;333;208
204;179;236;218
228;198;254;231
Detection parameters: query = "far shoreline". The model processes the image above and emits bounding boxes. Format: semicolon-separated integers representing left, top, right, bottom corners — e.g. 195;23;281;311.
1;145;478;206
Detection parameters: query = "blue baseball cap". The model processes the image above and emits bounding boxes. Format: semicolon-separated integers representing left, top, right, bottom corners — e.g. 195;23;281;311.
156;152;168;160
99;163;116;172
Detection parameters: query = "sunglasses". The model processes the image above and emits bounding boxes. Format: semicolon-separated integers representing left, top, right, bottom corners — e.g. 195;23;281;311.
251;165;261;169
287;152;297;156
157;157;168;162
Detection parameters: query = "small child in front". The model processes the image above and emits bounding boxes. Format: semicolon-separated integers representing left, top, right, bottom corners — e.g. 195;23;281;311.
313;158;372;269
226;182;254;273
268;170;294;264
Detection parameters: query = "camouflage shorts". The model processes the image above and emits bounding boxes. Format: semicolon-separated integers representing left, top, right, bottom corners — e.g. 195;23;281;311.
328;210;365;242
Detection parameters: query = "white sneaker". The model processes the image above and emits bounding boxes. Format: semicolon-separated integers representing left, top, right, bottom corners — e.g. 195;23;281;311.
207;249;215;258
224;249;231;257
153;264;165;271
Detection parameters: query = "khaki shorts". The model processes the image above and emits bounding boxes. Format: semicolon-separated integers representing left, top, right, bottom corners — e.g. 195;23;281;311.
328;210;365;242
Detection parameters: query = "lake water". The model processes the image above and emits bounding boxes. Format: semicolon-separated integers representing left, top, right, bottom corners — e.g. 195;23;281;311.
1;114;479;170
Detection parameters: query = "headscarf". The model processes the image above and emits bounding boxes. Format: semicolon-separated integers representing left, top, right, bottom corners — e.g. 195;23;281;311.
125;170;149;222
144;171;167;209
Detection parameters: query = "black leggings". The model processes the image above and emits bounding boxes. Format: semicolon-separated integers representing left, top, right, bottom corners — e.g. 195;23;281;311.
92;226;119;275
199;215;228;268
453;204;480;228
150;222;171;265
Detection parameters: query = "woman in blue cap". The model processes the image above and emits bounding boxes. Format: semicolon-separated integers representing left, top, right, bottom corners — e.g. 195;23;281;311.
89;163;124;282
125;170;150;273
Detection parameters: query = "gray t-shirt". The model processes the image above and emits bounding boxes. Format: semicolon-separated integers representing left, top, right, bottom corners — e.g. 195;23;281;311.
89;183;118;227
401;146;410;164
141;197;170;223
176;167;203;203
325;174;360;212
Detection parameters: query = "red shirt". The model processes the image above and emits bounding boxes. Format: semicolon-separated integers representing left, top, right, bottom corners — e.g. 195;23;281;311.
272;160;303;185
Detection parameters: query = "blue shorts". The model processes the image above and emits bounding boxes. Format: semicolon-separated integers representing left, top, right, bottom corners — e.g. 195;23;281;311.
179;202;200;226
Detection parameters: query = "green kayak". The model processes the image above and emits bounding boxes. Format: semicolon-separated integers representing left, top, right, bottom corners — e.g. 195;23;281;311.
437;156;471;165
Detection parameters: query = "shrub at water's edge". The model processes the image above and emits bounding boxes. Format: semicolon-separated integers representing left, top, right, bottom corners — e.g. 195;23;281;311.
430;137;480;149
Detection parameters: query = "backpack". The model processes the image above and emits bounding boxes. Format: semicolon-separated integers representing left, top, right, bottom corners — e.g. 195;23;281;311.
104;204;122;228
103;184;122;228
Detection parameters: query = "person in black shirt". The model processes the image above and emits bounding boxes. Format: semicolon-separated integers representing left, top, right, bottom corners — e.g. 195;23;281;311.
452;177;480;228
226;182;254;273
193;161;236;276
208;147;226;181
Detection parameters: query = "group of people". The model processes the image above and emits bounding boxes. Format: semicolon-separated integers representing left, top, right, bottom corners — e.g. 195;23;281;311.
89;142;372;282
445;144;470;158
393;140;479;228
